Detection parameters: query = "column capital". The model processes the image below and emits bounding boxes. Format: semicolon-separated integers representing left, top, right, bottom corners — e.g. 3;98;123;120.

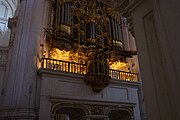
8;17;17;30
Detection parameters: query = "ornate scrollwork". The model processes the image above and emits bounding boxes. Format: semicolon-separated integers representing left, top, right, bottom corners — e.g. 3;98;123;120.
44;28;72;50
91;105;104;115
85;49;110;92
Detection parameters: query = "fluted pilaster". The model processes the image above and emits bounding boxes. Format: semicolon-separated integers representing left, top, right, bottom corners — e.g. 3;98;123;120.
0;0;51;119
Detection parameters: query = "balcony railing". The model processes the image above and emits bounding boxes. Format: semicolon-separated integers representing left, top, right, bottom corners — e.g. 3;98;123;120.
109;69;138;82
41;58;86;74
41;58;138;82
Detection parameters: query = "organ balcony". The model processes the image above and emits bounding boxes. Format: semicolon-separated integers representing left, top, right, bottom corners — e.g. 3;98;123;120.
41;0;138;92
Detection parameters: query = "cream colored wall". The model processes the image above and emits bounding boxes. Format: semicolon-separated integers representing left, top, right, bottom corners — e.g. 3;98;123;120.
0;0;50;119
38;69;141;120
130;0;180;119
152;0;180;119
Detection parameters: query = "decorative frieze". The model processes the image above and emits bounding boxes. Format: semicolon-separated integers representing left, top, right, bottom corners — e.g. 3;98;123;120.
50;101;135;120
90;105;104;115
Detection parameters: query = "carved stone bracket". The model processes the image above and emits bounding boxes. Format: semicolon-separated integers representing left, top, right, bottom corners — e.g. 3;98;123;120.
8;17;17;48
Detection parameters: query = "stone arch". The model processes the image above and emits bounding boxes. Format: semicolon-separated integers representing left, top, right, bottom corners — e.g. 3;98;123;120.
0;0;19;47
105;106;134;120
0;0;18;19
51;102;90;120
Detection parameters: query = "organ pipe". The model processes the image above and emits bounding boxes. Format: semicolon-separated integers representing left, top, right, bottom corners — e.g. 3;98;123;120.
108;19;112;38
115;20;119;40
51;0;127;51
61;4;64;23
69;3;71;25
58;6;61;24
117;23;120;41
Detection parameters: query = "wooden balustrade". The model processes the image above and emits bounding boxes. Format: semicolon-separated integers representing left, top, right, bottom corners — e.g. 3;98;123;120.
109;69;138;82
41;58;86;74
41;58;138;82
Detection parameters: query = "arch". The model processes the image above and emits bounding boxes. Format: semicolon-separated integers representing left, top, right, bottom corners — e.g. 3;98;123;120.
51;103;90;120
105;106;134;120
51;102;90;115
0;0;19;47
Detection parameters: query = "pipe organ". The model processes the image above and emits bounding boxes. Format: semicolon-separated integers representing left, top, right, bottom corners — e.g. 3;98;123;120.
44;0;136;92
45;0;124;51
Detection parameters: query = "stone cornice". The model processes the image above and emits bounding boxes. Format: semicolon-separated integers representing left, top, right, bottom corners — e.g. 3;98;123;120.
121;0;144;15
38;68;86;80
39;68;140;87
46;95;137;107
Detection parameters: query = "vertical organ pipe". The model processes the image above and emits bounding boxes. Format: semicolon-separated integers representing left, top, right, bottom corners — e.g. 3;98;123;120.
92;23;95;39
90;22;92;39
113;17;117;40
114;19;117;40
56;6;58;25
64;4;65;23
117;24;121;41
68;3;70;25
69;3;71;25
66;3;68;24
58;6;61;25
111;17;115;40
86;23;90;38
65;3;67;24
61;4;64;23
67;3;70;25
117;23;120;40
115;20;119;40
108;18;112;38
91;22;93;39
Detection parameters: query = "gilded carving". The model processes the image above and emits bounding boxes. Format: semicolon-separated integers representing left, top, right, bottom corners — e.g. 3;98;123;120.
44;0;137;92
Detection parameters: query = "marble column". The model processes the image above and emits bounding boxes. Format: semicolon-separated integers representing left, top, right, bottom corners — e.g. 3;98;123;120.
0;0;50;119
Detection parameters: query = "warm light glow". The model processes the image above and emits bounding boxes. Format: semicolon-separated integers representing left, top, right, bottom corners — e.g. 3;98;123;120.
50;48;70;61
109;61;127;70
49;48;87;64
50;48;128;71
